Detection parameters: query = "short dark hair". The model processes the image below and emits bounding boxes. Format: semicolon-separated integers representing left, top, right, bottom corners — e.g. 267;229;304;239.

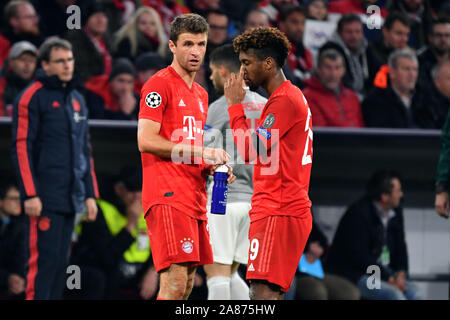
337;14;363;34
210;44;241;73
429;16;450;35
170;13;209;43
279;4;306;22
206;8;229;20
366;170;402;201
38;37;72;62
317;48;344;67
233;27;291;68
0;179;18;200
383;12;411;30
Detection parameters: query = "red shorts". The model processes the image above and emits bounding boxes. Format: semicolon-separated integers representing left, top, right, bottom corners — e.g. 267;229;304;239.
246;213;312;292
145;204;213;272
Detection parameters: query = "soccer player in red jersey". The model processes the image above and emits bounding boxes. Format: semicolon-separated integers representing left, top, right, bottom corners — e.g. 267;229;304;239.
137;13;235;300
224;27;313;300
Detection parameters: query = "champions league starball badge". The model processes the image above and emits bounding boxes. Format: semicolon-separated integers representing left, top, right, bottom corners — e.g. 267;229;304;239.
145;92;162;108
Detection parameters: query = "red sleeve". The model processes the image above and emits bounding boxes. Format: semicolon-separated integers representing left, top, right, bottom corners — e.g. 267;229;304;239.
254;96;298;152
139;76;168;123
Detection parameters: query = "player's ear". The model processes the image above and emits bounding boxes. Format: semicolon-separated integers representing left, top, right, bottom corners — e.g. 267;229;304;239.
219;65;228;78
168;40;177;54
264;57;274;72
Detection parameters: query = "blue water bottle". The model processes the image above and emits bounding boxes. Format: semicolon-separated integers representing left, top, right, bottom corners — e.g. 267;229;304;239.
211;165;228;215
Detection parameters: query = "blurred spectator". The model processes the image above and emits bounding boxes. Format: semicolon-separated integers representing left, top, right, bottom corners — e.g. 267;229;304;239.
258;0;298;27
204;9;232;102
304;0;329;21
113;6;168;61
142;0;191;37
97;0;138;35
388;0;436;49
221;0;262;26
303;48;364;127
279;5;313;88
134;52;167;95
328;0;388;18
11;37;99;300
362;49;420;128
417;17;450;90
0;180;25;300
369;12;411;71
320;14;379;99
243;8;270;31
294;219;360;300
2;0;43;48
0;41;37;117
185;0;221;17
85;58;139;120
325;170;422;300
414;60;450;129
0;33;9;69
69;165;158;300
65;2;112;82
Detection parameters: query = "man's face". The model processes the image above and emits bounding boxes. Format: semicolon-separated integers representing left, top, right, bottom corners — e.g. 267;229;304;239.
244;11;270;31
434;64;450;99
10;4;39;34
316;57;346;91
42;48;74;83
207;13;228;46
170;32;208;73
198;0;220;9
383;21;410;49
209;62;225;95
9;52;37;80
279;11;306;45
239;49;266;91
137;11;158;38
86;12;108;36
390;57;418;92
429;23;450;55
0;187;21;216
110;74;135;97
385;178;403;209
339;21;364;51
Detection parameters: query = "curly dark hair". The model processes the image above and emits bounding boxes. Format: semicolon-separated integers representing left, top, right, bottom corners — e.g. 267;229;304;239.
232;27;291;68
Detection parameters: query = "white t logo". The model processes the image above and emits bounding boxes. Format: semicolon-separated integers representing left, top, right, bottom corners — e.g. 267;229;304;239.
183;116;196;140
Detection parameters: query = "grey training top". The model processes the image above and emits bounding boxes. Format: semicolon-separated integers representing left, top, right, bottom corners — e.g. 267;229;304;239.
204;88;267;204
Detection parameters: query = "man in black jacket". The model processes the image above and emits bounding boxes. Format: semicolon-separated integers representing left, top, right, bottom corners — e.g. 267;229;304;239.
11;37;99;300
325;170;421;300
0;180;25;300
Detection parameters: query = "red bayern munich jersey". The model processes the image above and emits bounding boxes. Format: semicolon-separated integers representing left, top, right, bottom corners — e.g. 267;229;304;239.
139;66;209;220
228;80;313;222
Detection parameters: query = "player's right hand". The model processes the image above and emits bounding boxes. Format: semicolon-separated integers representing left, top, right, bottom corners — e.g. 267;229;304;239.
202;147;230;165
435;192;450;219
24;196;42;217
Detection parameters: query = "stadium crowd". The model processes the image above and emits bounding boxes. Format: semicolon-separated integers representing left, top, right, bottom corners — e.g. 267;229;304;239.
0;0;449;300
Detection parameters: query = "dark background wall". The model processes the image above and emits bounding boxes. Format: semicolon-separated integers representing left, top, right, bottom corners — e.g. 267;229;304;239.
0;118;442;209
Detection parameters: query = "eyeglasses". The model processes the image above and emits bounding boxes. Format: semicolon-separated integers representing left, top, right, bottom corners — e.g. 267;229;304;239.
49;57;75;64
3;196;20;201
210;24;228;31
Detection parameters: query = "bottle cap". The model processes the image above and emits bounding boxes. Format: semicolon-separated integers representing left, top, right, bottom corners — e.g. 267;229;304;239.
215;165;228;173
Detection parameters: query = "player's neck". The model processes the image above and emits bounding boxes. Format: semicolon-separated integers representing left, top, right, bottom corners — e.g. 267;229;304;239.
171;61;196;89
264;69;287;96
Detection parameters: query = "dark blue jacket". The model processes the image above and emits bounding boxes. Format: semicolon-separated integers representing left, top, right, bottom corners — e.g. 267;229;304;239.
11;69;99;215
324;195;409;284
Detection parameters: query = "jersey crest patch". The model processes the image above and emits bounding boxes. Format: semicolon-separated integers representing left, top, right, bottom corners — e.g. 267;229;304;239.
262;113;275;128
145;92;162;108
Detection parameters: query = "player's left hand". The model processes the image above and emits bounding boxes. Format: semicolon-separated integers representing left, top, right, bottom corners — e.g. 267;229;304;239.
84;197;98;222
224;72;246;106
207;164;236;184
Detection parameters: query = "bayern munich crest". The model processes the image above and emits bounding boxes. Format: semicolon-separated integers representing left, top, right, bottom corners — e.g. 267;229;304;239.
145;92;162;108
180;238;194;254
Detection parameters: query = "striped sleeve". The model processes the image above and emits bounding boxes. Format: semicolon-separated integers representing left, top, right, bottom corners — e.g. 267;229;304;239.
11;82;43;198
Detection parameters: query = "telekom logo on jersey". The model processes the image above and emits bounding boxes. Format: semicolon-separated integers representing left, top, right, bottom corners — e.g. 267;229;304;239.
182;116;203;140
